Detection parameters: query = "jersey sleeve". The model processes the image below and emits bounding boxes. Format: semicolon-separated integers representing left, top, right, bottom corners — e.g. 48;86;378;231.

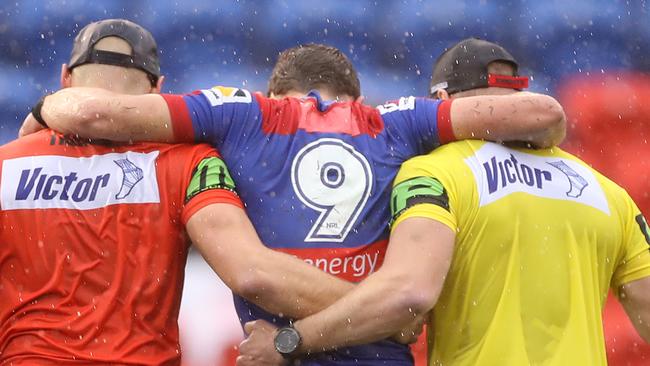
378;97;453;157
389;146;464;233
180;144;244;225
161;86;264;149
611;197;650;289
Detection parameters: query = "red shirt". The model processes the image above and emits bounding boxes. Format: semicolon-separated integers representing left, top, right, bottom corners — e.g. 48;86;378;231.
0;130;241;365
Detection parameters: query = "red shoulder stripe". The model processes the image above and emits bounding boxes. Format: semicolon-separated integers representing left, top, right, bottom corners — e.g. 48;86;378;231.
161;94;195;143
437;100;455;144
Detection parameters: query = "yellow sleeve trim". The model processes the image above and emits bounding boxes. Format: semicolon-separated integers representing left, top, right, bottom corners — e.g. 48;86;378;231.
612;253;650;289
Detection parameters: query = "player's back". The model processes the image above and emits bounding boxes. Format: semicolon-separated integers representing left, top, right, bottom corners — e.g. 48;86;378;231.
0;130;203;365
167;88;447;364
394;140;650;365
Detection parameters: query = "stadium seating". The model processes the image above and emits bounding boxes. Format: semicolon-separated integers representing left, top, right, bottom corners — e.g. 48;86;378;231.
1;0;648;144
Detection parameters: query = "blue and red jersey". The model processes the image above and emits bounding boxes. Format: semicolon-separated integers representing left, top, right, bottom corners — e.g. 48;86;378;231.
163;87;450;365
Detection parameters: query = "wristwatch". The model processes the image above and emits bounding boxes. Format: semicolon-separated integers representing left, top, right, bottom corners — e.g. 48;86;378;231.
274;325;302;359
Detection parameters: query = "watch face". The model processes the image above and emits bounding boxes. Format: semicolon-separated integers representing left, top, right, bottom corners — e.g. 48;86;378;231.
274;327;300;354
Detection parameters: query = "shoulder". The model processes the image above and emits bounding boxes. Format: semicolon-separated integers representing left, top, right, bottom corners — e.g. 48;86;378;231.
194;86;255;107
149;142;222;167
553;148;630;197
376;96;441;116
405;140;479;167
1;129;52;153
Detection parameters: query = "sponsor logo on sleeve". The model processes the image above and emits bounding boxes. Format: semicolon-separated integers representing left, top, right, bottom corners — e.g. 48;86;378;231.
201;86;252;107
377;96;415;115
464;143;610;214
1;152;160;210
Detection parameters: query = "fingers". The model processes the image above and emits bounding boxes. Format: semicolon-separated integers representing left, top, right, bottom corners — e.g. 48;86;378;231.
236;354;255;366
19;114;45;138
244;320;257;334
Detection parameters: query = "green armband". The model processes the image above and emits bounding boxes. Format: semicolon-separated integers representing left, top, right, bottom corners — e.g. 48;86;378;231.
186;157;237;203
390;176;450;226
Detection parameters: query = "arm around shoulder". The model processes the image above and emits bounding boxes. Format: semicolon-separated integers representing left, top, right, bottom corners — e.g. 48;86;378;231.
450;92;566;148
186;203;355;319
40;87;174;142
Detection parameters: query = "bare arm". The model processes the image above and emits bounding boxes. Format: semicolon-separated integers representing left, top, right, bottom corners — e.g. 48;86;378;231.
186;203;355;319
618;276;650;342
291;217;454;352
451;92;566;148
31;87;173;142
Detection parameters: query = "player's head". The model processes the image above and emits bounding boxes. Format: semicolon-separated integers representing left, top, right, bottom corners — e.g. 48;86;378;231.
61;19;164;94
267;43;361;101
429;38;529;100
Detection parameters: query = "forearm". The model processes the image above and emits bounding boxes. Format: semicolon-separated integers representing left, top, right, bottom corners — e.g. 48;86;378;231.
451;92;566;148
41;87;173;142
188;205;354;319
241;248;356;318
294;270;426;353
292;218;454;353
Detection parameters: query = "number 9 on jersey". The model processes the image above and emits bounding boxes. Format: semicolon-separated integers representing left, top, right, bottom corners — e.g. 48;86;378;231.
291;138;373;242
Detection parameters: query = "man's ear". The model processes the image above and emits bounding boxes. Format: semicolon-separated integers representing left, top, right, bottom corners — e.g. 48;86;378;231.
151;75;165;94
60;64;72;88
434;89;450;100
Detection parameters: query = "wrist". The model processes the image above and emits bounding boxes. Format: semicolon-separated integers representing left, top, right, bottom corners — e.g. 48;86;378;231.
292;321;310;355
274;323;303;359
31;95;50;128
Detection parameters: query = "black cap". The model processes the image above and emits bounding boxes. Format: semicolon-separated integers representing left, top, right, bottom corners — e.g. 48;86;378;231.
68;19;160;83
429;38;528;96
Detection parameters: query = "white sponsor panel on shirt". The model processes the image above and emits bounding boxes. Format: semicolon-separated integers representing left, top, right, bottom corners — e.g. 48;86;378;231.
464;143;610;215
1;151;160;211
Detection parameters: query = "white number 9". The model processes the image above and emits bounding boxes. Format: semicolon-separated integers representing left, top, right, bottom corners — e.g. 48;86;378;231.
291;138;373;242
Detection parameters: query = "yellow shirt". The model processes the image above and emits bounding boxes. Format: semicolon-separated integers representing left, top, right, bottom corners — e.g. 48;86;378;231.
391;140;650;366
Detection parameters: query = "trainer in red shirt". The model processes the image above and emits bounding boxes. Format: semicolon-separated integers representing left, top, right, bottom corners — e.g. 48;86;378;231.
1;19;358;366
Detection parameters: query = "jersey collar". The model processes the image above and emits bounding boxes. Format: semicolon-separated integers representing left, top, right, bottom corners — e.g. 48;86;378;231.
305;90;336;112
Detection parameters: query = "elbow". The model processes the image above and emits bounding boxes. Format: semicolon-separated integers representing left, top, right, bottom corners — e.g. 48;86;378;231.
232;268;275;303
640;329;650;344
71;98;110;135
402;287;438;316
533;95;567;147
390;277;439;317
629;314;650;343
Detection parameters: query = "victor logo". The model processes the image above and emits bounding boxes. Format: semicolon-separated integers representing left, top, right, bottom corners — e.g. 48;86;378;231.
15;169;110;202
1;152;160;211
483;154;553;194
466;143;610;214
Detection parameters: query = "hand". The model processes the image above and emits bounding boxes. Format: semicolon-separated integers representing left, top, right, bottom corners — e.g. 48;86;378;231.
391;313;427;345
237;320;287;366
19;113;45;138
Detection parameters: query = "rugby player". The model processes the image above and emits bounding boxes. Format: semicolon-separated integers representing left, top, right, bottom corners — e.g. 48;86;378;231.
1;20;360;365
20;43;567;365
238;38;650;366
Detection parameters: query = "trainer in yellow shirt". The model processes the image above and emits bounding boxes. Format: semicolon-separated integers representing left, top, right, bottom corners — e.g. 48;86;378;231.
391;139;650;365
229;39;650;366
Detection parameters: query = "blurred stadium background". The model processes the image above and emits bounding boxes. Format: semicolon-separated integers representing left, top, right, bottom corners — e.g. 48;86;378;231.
1;1;649;365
